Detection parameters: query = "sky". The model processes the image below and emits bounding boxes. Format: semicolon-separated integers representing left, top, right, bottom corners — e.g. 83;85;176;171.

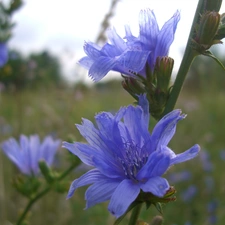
7;0;225;82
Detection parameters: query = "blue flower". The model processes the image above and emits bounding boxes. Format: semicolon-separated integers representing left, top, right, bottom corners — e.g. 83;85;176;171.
1;134;61;176
79;9;180;82
0;42;8;67
63;95;200;218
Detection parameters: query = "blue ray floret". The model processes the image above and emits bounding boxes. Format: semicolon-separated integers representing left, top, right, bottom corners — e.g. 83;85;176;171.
1;134;61;176
79;9;180;81
0;42;8;67
63;95;200;218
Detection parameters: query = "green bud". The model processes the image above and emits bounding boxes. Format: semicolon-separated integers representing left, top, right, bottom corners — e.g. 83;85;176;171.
214;13;225;40
195;11;220;46
204;0;222;12
38;160;55;183
150;216;164;225
154;56;174;92
122;76;146;100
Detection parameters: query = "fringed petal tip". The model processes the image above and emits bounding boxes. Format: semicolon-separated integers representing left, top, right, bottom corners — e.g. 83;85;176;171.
170;144;201;165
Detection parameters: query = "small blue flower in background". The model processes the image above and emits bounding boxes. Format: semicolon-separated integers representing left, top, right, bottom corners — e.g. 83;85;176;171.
79;9;180;82
63;95;200;218
167;170;192;184
1;134;61;176
0;42;8;67
199;149;213;172
180;185;198;203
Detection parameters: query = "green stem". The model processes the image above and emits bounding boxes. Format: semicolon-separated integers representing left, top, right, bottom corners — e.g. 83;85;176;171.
162;0;206;117
16;187;50;225
128;203;142;225
16;163;77;225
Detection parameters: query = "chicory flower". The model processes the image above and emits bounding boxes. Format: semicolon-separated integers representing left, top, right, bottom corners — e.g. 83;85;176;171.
79;9;180;81
1;134;61;176
63;95;200;218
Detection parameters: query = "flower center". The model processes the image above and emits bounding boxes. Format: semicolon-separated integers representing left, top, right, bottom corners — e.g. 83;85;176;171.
117;142;149;180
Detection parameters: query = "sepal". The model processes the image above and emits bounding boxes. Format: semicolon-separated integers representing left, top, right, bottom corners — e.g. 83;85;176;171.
12;175;41;198
193;11;221;52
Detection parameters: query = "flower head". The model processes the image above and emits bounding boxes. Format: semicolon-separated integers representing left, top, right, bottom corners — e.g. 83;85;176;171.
79;9;180;82
0;42;8;67
63;95;200;218
1;134;61;176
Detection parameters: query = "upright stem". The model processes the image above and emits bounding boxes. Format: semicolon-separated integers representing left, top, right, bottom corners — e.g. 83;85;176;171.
162;0;206;116
128;203;142;225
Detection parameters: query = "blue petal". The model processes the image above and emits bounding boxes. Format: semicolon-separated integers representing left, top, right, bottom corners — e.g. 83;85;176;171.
0;42;8;67
83;41;102;59
124;24;137;42
170;144;200;165
89;56;117;81
1;138;27;173
101;43;121;57
139;9;159;50
140;176;169;197
108;179;140;218
78;56;94;70
76;118;108;151
85;179;120;208
40;136;60;166
29;135;41;174
118;50;149;72
138;94;150;126
136;151;170;180
107;27;126;52
62;142;94;166
95;112;125;158
67;169;105;198
123;105;150;147
154;10;180;62
151;110;185;151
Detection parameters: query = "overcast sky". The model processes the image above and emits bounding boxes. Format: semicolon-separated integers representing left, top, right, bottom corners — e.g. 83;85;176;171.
8;0;225;82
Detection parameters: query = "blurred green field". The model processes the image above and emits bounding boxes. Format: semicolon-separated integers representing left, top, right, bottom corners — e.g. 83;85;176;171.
0;79;225;225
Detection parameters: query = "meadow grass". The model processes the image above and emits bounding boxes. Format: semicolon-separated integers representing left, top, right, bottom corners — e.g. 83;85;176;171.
0;80;225;225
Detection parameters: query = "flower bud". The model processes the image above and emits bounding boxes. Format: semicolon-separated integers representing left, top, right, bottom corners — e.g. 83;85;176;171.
214;13;225;40
154;56;174;92
195;11;220;46
150;216;164;225
122;76;146;99
39;160;55;183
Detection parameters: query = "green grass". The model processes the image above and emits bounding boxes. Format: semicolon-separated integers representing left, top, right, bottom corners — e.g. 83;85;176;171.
0;80;225;225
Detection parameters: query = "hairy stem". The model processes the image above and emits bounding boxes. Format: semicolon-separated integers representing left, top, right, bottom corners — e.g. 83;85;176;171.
162;0;207;116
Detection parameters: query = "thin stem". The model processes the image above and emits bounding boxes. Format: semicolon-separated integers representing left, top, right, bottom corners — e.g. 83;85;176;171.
128;203;142;225
16;186;50;225
16;163;77;225
162;0;206;117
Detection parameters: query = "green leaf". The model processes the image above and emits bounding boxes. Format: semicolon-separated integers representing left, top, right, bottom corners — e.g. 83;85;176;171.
203;50;225;70
153;203;163;214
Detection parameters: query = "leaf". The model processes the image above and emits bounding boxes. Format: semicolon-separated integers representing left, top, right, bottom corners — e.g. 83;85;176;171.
203;50;225;70
153;202;163;214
